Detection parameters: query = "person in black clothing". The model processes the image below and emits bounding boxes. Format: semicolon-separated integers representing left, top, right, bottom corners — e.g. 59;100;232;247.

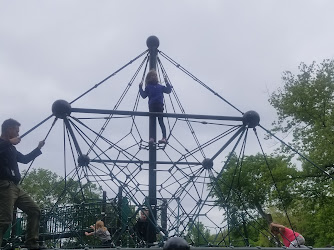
133;209;149;244
0;119;45;249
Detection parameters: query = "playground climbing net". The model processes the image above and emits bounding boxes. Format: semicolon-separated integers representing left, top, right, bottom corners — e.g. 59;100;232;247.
10;37;333;248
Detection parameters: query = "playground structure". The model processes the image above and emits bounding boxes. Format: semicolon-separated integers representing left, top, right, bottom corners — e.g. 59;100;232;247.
3;36;333;249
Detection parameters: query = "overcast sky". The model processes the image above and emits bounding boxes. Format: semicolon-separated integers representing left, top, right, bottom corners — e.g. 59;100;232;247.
1;0;333;160
1;0;334;234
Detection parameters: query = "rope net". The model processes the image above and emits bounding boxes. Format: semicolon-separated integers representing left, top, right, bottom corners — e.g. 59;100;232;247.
11;47;331;248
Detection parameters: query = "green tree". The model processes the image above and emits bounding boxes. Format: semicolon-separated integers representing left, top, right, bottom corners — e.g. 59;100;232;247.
268;59;334;246
212;153;299;221
20;168;62;207
269;59;334;170
210;153;305;246
210;59;334;247
186;221;211;246
12;168;105;247
21;168;102;208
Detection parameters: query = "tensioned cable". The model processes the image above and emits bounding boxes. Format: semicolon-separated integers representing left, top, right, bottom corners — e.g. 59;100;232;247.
159;50;244;114
70;50;148;104
19;114;53;139
20;117;58;184
219;129;256;246
206;126;282;245
260;124;334;180
212;178;275;246
70;116;142;163
63;123;67;191
193;127;247;215
156;66;174;143
210;160;284;247
177;127;247;237
67;120;158;212
225;128;248;203
155;61;179;144
254;127;301;247
64;125;87;202
236;131;248;192
68;119;144;191
69;119;142;184
37;121;94;216
178;125;242;162
28;139;89;224
87;54;149;155
17;51;148;144
201;130;250;242
129;56;149;145
158;57;206;158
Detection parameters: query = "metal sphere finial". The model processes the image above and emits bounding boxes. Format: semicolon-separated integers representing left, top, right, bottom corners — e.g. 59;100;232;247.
146;36;160;49
78;154;90;167
52;99;71;119
242;110;260;128
202;158;214;170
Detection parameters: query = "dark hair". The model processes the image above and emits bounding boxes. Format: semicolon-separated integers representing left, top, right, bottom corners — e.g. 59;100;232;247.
1;119;21;134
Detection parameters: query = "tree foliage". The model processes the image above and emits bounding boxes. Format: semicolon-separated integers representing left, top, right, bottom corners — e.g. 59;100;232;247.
211;151;334;246
269;59;334;169
212;153;299;221
210;59;334;247
268;59;334;246
186;221;211;246
21;168;102;208
19;168;139;248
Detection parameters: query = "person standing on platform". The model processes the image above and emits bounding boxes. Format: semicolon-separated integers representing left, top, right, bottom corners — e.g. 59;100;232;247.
139;70;172;144
0;119;45;249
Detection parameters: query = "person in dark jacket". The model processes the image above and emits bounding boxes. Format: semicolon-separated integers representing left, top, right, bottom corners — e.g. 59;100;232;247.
0;119;45;249
139;70;172;144
132;209;149;244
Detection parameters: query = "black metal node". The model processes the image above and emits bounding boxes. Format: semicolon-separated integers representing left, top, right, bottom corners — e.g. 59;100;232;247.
242;110;260;128
78;154;90;167
52;100;71;119
202;158;213;170
146;36;160;49
163;237;190;250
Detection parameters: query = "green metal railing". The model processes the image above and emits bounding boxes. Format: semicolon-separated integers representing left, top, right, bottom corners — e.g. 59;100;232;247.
3;197;169;248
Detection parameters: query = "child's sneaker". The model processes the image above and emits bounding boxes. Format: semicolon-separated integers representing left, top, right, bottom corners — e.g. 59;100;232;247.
158;138;167;144
149;138;155;143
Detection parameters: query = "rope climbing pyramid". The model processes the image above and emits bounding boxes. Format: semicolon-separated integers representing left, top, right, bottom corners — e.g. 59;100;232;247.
16;36;332;248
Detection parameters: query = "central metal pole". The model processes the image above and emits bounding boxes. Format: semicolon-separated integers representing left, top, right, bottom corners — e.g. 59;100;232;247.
146;35;159;245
